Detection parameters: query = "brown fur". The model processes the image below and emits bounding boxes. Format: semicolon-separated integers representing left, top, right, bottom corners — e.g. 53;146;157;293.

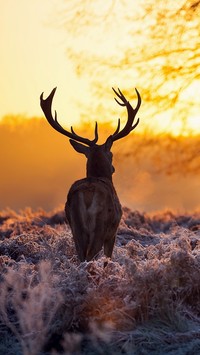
65;177;122;261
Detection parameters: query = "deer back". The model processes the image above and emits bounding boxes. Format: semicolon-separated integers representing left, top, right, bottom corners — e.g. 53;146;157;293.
65;177;122;261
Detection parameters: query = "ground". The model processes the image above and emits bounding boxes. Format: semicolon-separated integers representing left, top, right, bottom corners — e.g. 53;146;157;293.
0;206;200;354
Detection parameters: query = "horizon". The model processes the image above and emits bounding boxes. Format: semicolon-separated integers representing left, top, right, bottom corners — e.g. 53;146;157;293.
1;115;200;213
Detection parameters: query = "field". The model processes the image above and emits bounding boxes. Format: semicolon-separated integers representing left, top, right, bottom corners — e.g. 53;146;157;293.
0;207;200;354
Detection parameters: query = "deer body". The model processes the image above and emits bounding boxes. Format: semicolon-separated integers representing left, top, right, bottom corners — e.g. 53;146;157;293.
40;87;141;262
65;177;122;261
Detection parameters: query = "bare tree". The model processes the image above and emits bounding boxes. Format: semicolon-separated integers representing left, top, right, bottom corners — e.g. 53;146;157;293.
58;0;200;134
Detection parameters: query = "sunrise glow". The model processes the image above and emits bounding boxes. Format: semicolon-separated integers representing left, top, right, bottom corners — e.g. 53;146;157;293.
0;0;199;135
1;0;200;212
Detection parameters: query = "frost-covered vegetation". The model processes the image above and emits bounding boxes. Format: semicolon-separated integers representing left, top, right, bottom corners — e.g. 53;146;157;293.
0;207;200;354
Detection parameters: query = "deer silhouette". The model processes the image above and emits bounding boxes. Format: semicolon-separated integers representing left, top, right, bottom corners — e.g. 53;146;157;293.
40;87;141;262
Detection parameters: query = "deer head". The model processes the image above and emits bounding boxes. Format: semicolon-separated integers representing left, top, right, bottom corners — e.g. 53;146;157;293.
40;87;141;181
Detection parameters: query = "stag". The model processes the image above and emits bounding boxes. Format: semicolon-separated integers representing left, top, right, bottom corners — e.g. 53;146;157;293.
40;87;141;262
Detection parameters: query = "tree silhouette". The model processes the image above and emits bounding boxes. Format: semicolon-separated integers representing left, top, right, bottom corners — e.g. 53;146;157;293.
59;0;200;135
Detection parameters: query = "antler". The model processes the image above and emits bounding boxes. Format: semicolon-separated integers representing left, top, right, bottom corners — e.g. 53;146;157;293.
111;87;141;142
40;87;98;146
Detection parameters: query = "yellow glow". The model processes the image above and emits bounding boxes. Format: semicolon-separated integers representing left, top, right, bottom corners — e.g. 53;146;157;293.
0;0;199;137
187;116;200;132
0;0;83;126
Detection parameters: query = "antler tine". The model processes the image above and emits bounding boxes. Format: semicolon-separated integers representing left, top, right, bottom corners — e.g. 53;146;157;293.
71;126;76;135
94;121;98;143
40;87;98;146
112;118;121;135
130;117;140;131
113;87;141;108
112;87;127;106
134;88;142;112
70;122;98;144
110;87;141;142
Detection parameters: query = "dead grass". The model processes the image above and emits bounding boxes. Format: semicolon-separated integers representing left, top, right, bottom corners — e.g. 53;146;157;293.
0;206;200;354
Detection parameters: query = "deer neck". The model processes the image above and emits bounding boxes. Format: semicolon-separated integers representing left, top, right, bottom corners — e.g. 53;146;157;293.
86;167;113;182
85;146;114;182
86;161;113;182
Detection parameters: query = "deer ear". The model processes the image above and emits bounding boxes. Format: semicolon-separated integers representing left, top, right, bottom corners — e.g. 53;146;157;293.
104;136;113;151
69;139;89;156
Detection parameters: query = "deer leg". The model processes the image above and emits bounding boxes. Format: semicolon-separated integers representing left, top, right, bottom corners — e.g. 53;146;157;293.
68;213;89;262
73;231;89;262
104;234;116;259
86;229;104;261
103;235;116;267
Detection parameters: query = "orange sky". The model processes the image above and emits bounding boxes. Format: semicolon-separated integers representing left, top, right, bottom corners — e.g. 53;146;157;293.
1;117;200;213
0;0;200;212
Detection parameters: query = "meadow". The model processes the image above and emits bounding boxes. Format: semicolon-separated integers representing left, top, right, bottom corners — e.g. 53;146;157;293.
0;206;200;354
